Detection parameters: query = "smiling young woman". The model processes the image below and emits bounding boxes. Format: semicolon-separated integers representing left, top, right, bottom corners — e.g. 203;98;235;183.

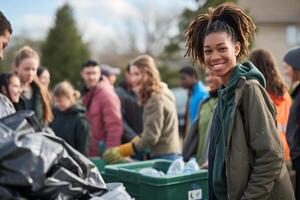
14;46;53;125
103;55;181;163
185;3;294;200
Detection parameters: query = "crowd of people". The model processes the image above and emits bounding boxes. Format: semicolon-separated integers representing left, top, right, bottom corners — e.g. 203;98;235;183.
0;2;300;199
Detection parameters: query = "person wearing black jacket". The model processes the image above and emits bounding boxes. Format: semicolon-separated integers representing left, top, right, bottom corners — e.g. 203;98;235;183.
50;81;90;156
115;65;143;144
284;47;300;200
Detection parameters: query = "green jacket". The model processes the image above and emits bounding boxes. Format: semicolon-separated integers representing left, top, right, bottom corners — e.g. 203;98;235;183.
182;95;217;165
134;83;181;156
209;75;294;199
50;104;90;155
15;82;44;125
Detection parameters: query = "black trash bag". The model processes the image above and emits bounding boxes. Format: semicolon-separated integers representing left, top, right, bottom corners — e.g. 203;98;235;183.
0;111;107;200
0;110;42;132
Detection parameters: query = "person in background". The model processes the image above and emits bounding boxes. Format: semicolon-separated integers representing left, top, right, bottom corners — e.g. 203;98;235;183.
185;3;294;199
179;66;208;136
116;64;143;144
103;55;181;163
0;73;22;108
284;47;300;200
50;81;90;155
37;66;51;89
250;49;292;161
81;60;123;156
101;64;120;85
14;46;53;125
0;11;15;118
182;69;222;167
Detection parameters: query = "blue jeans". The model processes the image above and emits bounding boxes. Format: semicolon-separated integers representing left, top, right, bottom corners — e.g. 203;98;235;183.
151;153;181;161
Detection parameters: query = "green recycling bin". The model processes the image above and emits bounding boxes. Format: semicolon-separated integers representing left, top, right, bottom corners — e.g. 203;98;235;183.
103;159;208;200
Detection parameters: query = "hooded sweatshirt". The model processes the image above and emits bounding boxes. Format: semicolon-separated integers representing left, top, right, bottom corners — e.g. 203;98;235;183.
212;62;265;200
50;104;90;155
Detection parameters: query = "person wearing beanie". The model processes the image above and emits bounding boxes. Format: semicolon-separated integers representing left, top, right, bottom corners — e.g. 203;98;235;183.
101;64;121;85
284;47;300;200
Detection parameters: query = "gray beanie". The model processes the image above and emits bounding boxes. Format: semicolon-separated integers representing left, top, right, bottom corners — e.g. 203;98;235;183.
283;47;300;70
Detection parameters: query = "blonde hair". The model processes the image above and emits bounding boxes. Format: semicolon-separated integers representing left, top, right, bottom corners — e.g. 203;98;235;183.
130;55;161;105
14;46;40;67
53;81;80;103
14;46;53;124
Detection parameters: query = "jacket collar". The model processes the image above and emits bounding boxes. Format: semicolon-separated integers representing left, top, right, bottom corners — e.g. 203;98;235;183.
291;83;300;99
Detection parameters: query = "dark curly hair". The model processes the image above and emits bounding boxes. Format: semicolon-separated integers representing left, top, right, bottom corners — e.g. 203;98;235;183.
185;3;256;67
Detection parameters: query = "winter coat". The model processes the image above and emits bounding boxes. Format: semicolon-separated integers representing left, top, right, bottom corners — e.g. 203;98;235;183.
15;82;44;125
0;94;15;118
134;83;181;156
269;91;292;161
287;84;300;169
82;76;123;156
115;81;143;143
208;62;294;200
182;94;217;165
50;104;90;155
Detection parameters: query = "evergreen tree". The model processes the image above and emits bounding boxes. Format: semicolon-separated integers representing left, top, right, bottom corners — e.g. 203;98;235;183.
41;4;90;86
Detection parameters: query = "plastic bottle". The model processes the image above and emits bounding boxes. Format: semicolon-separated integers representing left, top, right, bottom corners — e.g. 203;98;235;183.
166;156;185;176
139;168;165;177
183;157;200;174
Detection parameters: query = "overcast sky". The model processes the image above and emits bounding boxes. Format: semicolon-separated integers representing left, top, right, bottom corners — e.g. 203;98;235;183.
1;0;198;53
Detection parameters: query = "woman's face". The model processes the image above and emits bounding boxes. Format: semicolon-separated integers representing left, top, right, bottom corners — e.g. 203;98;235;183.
39;70;51;88
130;65;145;93
7;76;21;103
16;57;39;84
54;96;73;112
203;32;240;85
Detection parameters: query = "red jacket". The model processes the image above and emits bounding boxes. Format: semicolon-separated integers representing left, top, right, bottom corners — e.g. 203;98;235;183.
83;77;123;156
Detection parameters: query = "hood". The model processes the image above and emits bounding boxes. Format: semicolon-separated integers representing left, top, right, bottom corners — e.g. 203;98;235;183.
220;61;266;100
160;82;175;102
56;104;86;116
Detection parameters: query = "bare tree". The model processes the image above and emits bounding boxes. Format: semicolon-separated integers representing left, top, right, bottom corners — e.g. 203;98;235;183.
142;10;179;55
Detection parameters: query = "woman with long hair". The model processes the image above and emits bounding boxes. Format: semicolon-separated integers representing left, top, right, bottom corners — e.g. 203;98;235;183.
250;49;292;161
37;66;51;89
185;3;294;199
103;55;181;162
14;46;53;125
